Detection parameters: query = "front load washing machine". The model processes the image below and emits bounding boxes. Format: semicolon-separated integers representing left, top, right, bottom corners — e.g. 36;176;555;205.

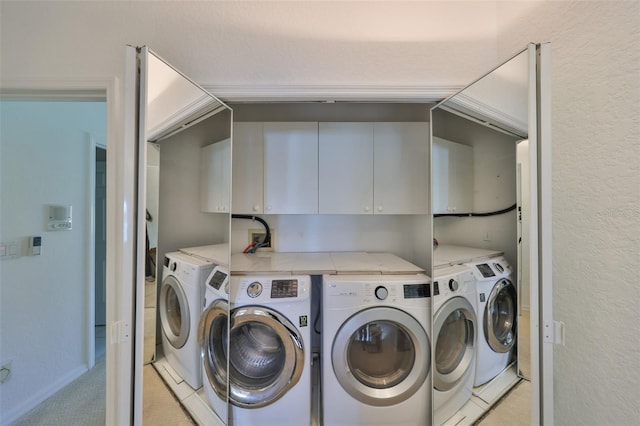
322;274;432;426
199;265;230;424
465;256;517;386
432;265;477;425
160;251;215;389
228;275;312;426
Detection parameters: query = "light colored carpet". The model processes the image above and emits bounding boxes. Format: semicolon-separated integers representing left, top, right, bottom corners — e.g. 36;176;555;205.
476;379;531;426
12;357;105;426
143;364;195;426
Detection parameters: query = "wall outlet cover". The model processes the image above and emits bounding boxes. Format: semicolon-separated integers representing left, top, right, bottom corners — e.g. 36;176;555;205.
248;228;275;251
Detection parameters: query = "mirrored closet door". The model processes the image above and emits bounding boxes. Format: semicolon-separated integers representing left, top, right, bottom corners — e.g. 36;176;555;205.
131;46;232;425
430;44;548;425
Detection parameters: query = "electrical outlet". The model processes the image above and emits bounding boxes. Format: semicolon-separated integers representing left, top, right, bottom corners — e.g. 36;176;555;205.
248;229;275;252
0;360;12;384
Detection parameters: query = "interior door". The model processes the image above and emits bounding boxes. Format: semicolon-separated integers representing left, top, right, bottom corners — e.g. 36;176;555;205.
128;45;232;425
95;153;107;326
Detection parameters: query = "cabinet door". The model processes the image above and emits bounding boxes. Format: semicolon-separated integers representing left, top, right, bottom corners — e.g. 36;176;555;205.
232;122;264;214
432;137;473;214
373;123;429;214
200;138;231;213
263;122;318;214
319;122;374;214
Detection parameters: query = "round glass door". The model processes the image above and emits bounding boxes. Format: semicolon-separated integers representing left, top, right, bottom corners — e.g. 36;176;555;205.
332;307;430;406
485;279;517;353
199;299;229;401
228;306;304;408
159;275;190;348
434;297;475;391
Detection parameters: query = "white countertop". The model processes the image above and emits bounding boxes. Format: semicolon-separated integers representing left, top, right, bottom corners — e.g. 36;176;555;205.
230;251;424;275
433;244;503;268
178;243;229;266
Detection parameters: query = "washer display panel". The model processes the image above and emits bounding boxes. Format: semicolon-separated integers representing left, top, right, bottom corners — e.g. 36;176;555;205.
434;297;475;392
159;275;190;349
485;279;517;353
333;307;430;406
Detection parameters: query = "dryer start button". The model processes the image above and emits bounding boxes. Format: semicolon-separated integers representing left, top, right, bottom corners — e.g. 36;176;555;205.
247;282;263;298
375;286;388;300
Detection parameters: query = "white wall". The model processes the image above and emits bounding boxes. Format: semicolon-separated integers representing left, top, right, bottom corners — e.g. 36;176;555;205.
230;214;431;270
0;101;106;424
433;109;519;267
496;2;640;424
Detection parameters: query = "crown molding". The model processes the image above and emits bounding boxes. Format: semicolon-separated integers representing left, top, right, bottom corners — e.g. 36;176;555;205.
447;92;528;137
200;84;461;103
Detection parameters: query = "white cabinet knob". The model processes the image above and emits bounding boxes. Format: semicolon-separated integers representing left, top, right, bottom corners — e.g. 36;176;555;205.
253;204;260;212
265;205;272;211
364;206;371;213
377;206;383;213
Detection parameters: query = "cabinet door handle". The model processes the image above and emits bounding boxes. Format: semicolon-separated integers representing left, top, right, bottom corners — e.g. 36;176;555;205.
364;206;371;213
253;204;260;212
265;205;272;211
377;206;383;213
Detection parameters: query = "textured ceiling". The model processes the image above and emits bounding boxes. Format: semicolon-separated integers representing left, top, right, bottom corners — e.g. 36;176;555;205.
1;1;508;100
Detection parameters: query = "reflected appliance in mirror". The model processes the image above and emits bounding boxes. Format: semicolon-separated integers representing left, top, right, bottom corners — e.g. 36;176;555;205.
131;46;232;425
431;44;543;425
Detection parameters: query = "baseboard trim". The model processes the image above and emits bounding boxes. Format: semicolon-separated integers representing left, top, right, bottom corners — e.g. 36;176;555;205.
0;364;88;425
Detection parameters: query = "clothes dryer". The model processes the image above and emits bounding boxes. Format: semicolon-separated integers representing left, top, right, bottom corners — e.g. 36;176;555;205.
322;274;431;426
160;251;215;389
465;257;517;386
432;265;477;426
227;275;312;426
198;265;230;424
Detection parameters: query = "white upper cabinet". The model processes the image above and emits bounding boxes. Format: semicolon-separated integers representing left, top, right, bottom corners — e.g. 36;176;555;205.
200;138;231;213
263;122;319;214
373;123;429;214
232;122;264;214
432;136;473;214
319;123;374;214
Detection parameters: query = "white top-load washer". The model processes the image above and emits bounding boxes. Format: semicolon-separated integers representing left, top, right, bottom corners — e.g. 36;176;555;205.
160;251;215;389
465;256;517;386
227;274;312;426
198;265;230;424
432;264;477;426
322;273;432;426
